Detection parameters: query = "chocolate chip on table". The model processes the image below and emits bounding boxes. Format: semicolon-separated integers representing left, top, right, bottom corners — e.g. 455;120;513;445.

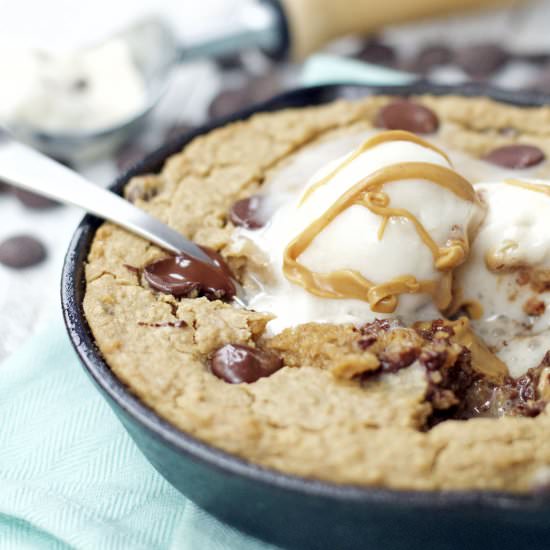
409;44;452;73
13;188;60;209
375;100;439;134
229;195;265;229
354;38;396;66
527;64;550;95
483;144;545;169
454;43;509;78
144;246;236;301
164;123;196;143
0;235;46;269
208;73;281;119
209;343;283;383
115;142;146;173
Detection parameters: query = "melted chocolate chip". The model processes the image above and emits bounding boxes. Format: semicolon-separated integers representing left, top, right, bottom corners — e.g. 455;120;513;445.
209;344;283;383
143;246;236;301
483;144;545;169
454;44;509;78
0;235;46;268
13;188;60;209
375;100;439;134
229;195;265;229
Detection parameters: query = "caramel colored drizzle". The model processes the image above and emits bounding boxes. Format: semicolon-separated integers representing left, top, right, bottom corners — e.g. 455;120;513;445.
283;133;478;313
299;130;452;206
504;178;550;196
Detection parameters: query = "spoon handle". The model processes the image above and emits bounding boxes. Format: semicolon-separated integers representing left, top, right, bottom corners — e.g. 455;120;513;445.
0;128;212;264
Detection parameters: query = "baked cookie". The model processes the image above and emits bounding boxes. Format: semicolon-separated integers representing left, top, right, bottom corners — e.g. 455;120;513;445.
84;95;550;492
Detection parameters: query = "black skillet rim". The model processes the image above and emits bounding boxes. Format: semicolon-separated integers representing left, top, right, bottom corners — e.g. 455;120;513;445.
61;81;550;511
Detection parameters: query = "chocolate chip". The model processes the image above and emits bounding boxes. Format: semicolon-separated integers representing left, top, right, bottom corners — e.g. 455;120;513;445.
72;78;88;91
375;100;439;134
483;144;545;169
355;38;396;66
143;246;236;301
215;53;245;71
229;195;265;229
454;44;508;78
13;188;60;209
164;123;196;143
208;73;281;119
527;64;550;95
115;142;146;173
209;344;283;383
410;44;452;73
0;235;46;268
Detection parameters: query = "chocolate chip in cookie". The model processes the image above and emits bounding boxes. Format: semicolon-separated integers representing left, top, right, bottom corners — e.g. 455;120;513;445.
209;343;283;383
229;195;265;229
483;144;545;169
375;100;439;134
143;246;236;301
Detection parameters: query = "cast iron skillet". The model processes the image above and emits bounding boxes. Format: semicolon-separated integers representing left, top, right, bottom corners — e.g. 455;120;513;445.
62;83;550;550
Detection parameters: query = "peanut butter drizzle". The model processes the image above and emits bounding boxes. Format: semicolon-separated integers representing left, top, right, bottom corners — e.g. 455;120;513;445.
505;178;550;196
283;134;478;313
299;130;452;206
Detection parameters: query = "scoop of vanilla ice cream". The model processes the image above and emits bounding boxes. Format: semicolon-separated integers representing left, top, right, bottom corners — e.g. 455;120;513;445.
456;179;550;376
240;133;483;334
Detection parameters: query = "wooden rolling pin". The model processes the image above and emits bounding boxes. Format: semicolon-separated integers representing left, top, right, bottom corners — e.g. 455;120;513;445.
278;0;517;59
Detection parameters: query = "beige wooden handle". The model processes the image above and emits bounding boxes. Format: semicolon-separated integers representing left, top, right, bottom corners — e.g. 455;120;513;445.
280;0;516;59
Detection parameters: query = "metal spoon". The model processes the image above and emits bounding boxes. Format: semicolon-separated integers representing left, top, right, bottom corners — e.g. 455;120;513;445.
0;127;246;305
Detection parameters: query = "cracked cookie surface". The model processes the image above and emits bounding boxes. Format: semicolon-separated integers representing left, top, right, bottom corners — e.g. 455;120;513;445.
84;96;550;491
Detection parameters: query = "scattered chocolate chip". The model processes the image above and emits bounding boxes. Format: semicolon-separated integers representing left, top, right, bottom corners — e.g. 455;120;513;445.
209;343;283;383
138;320;187;328
72;78;88;91
0;235;46;268
375;100;439;134
209;89;247;120
115;142;146;173
13;188;60;209
164;123;196;143
355;38;396;66
208;72;281;119
143;246;236;301
215;53;245;71
229;195;265;229
483;144;545;169
527;64;550;95
410;44;452;73
454;44;509;78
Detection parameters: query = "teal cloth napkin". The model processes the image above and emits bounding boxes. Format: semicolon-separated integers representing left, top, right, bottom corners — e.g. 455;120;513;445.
0;56;411;549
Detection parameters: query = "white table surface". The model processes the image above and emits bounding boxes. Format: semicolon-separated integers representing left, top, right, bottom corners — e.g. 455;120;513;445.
1;0;550;363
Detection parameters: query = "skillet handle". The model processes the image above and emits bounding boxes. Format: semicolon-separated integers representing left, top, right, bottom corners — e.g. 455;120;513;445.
279;0;516;59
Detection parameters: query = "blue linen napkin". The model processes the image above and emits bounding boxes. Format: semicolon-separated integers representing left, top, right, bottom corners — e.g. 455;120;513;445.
0;56;411;549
